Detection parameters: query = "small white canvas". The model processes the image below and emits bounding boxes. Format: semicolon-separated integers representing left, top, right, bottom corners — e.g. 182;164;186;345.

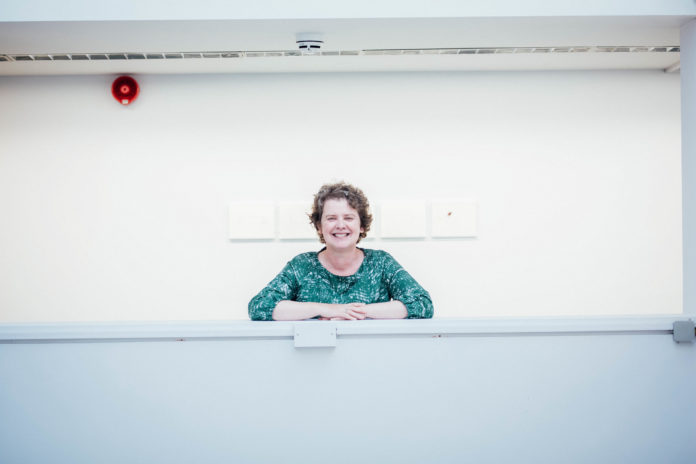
380;200;427;238
278;202;315;239
228;202;275;240
431;200;477;237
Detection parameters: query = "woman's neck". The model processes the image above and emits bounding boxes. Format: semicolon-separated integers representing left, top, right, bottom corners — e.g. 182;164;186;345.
319;247;364;276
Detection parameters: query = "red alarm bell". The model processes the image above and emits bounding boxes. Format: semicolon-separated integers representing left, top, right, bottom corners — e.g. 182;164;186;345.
111;76;139;105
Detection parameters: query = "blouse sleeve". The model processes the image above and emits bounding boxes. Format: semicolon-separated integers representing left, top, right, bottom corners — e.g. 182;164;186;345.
248;262;299;321
381;253;434;319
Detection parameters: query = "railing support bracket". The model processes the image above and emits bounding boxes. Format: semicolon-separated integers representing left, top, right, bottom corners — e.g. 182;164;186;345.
673;320;695;343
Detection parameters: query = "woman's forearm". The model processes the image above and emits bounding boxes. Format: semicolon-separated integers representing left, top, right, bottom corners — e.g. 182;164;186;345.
272;301;326;320
364;301;407;319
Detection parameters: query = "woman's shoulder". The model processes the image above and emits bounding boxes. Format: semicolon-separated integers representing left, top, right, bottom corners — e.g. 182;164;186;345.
288;250;319;264
359;248;403;281
360;248;396;264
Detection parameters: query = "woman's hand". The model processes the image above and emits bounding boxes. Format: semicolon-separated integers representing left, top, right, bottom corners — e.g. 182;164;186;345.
319;303;367;320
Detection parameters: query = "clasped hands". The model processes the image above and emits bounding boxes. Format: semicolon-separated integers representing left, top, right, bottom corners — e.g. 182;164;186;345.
318;302;367;321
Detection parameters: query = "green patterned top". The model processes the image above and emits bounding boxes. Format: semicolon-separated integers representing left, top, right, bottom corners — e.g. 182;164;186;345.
248;248;433;321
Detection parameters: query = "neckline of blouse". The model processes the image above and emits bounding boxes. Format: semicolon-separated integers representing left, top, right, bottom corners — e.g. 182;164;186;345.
315;247;368;279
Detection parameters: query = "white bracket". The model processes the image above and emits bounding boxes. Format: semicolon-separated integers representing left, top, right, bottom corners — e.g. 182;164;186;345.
294;322;337;348
673;320;695;343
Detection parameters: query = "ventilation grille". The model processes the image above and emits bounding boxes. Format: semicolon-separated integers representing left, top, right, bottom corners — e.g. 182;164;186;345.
0;46;681;62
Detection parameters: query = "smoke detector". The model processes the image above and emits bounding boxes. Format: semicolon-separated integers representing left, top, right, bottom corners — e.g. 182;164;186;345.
296;33;324;53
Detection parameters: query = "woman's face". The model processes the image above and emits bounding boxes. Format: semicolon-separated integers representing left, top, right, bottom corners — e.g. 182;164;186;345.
320;198;363;251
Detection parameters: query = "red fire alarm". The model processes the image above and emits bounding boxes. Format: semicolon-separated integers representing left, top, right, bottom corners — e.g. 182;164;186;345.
111;76;139;105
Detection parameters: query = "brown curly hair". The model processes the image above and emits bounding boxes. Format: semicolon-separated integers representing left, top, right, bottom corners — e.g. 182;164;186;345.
309;182;373;243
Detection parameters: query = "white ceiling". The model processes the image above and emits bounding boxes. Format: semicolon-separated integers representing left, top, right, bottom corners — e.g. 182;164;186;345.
0;16;689;75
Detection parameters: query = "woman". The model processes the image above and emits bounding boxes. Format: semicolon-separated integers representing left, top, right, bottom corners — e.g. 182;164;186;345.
248;182;433;321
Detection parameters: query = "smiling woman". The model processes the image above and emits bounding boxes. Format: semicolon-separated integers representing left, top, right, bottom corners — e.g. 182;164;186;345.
248;182;434;321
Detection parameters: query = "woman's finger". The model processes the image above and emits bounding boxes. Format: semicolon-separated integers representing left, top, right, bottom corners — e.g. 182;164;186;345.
348;310;366;320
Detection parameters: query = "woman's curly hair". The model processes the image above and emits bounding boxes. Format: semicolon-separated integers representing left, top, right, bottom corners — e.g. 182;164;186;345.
309;182;373;243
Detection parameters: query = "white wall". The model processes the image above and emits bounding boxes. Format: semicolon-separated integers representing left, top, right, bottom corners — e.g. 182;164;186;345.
0;70;682;322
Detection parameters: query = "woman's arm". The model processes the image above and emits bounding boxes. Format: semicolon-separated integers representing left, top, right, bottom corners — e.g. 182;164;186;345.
364;300;408;319
248;262;298;321
382;252;434;319
272;301;367;321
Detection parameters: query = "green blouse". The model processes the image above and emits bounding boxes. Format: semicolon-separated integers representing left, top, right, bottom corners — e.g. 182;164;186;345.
248;248;433;321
